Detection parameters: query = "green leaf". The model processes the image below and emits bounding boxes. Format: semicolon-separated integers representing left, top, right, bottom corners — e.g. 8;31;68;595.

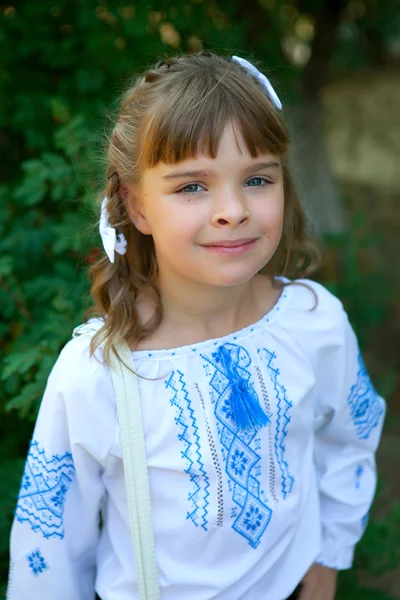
2;350;42;381
0;256;13;277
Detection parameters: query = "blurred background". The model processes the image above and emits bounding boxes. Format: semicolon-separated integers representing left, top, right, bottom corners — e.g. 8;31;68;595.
0;0;399;597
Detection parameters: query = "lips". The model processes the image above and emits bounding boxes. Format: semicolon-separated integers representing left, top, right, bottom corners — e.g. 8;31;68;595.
202;238;257;248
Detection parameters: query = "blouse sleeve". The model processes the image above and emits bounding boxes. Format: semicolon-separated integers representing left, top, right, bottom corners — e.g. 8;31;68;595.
312;303;385;570
7;333;117;600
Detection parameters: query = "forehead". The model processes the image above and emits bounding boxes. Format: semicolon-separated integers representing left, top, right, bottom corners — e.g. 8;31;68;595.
208;122;255;157
145;122;281;177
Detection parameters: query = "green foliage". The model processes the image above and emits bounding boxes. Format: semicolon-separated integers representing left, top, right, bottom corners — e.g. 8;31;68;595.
337;577;394;600
319;210;394;347
356;504;400;576
337;496;400;599
0;0;398;596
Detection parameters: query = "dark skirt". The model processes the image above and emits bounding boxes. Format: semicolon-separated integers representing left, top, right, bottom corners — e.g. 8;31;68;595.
286;584;302;599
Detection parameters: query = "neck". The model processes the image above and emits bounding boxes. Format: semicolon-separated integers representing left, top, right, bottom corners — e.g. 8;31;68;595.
156;270;271;342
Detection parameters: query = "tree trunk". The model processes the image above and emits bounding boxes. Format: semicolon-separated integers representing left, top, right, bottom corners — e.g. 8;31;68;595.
288;0;349;233
285;101;347;234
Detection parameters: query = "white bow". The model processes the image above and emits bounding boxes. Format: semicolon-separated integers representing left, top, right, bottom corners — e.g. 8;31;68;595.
99;196;127;263
232;56;282;111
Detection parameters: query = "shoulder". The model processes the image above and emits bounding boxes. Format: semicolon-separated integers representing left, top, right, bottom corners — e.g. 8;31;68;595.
56;318;104;370
278;278;353;354
282;278;347;331
47;318;114;406
35;318;118;458
284;278;344;316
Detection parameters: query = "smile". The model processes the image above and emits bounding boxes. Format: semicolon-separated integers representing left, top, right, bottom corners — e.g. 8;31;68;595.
200;238;258;255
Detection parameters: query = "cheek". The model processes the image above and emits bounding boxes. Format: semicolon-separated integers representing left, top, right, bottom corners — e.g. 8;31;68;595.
255;193;285;237
151;203;204;248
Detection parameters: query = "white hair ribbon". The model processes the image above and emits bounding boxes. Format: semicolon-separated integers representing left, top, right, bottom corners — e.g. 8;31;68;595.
232;56;282;111
99;196;127;263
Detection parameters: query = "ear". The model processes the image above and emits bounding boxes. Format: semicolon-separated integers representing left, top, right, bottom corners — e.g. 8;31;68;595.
124;185;152;236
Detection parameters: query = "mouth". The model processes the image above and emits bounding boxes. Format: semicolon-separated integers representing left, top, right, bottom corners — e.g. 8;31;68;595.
200;238;258;256
201;238;258;248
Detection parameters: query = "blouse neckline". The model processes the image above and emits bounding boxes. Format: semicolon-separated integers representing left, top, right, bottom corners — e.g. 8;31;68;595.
132;282;292;361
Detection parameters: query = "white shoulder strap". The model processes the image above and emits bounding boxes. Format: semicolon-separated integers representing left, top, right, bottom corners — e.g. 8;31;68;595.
109;342;161;600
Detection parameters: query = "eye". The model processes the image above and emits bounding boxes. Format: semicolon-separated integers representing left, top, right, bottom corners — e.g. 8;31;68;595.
177;183;205;195
244;176;270;187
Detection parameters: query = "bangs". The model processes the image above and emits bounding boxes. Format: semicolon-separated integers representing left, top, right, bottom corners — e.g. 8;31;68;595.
137;66;289;168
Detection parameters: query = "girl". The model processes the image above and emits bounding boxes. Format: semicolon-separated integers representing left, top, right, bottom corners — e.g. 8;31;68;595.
7;51;385;600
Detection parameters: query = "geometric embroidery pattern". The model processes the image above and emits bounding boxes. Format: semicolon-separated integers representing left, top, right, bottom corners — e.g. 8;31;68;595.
166;371;210;530
259;348;295;499
202;343;272;548
195;382;224;527
26;548;49;576
347;352;384;440
16;440;76;539
255;366;278;503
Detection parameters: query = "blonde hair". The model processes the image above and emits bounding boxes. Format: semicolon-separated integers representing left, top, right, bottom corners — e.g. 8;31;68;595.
87;51;320;361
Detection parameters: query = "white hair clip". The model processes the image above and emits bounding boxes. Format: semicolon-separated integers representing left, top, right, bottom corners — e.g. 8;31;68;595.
99;196;127;263
232;55;282;111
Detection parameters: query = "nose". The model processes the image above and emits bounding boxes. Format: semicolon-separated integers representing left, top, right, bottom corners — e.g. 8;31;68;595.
211;190;250;227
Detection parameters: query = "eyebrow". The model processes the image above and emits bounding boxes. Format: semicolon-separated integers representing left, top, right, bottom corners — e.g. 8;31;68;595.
163;160;281;180
244;160;281;174
163;170;209;180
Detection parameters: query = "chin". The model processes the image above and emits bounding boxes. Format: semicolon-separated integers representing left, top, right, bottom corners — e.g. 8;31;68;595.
207;266;263;288
218;252;275;283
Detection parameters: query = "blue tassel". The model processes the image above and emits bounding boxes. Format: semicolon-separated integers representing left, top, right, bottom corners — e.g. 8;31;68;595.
216;345;270;431
230;379;270;430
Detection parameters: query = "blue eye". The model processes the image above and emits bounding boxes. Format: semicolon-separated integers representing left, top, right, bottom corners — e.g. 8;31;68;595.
178;183;204;195
244;177;269;187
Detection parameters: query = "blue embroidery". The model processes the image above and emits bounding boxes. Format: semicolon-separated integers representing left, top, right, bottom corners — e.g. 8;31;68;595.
355;464;364;489
259;348;295;499
166;371;210;530
243;504;263;531
202;343;272;548
16;440;76;539
361;512;369;531
348;353;383;440
26;548;49;576
213;345;269;430
230;448;249;477
22;475;32;490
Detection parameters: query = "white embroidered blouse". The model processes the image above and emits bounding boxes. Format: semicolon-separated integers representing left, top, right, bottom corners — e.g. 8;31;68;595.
7;280;385;600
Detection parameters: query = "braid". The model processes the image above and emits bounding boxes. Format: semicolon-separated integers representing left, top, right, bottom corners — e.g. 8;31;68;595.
104;170;127;234
88;163;161;359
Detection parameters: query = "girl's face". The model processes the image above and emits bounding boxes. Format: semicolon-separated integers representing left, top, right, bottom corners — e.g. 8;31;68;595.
128;122;285;288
